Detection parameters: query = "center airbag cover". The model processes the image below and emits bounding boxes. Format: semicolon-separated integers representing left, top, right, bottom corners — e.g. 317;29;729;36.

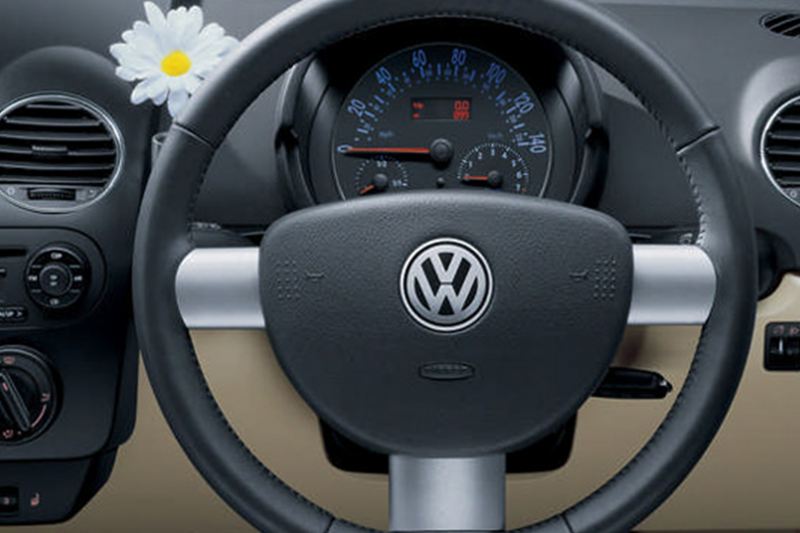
260;191;632;456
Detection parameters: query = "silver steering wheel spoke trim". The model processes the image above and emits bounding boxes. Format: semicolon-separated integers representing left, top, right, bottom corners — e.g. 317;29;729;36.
174;244;717;330
389;455;505;532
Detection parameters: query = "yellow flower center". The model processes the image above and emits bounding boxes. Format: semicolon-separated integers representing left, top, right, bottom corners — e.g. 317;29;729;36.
161;50;191;77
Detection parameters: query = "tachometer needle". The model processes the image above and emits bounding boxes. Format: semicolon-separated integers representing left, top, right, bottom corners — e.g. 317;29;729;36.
462;171;504;189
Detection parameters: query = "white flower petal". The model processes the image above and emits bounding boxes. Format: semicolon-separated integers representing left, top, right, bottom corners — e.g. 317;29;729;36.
109;42;127;61
171;6;204;48
121;30;136;44
130;75;170;107
166;6;187;35
167;76;187;92
189;35;238;66
184;74;203;94
130;78;154;105
111;43;157;72
115;66;138;82
197;22;224;42
146;76;170;100
186;6;204;37
129;23;163;61
144;2;168;33
167;89;190;118
152;86;169;106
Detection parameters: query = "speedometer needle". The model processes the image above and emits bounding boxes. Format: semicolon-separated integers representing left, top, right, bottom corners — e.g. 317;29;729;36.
345;139;454;165
345;147;431;156
462;175;490;183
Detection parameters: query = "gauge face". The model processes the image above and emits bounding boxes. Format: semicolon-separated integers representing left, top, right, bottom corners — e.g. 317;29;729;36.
332;43;552;199
458;142;530;193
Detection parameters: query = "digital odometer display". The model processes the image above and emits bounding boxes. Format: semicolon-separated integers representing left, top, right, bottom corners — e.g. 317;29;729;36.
411;98;472;121
332;44;552;199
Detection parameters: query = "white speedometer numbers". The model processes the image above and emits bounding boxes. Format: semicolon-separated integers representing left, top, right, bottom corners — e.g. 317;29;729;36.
333;43;552;198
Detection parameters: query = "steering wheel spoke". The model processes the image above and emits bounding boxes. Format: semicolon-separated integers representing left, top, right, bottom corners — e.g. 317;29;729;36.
628;244;716;326
175;247;263;329
390;455;505;532
174;244;716;330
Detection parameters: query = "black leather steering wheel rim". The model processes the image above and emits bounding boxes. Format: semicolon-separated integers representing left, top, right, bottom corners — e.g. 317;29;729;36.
133;0;758;532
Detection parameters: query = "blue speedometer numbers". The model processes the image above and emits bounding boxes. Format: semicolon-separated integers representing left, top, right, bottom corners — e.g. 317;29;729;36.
332;43;552;199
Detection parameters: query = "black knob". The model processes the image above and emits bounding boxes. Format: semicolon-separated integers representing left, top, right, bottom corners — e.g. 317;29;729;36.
0;347;57;444
39;263;73;297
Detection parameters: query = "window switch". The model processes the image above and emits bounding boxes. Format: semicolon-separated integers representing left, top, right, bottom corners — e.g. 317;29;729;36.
0;487;18;514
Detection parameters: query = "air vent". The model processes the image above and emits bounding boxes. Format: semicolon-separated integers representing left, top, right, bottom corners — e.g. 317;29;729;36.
762;95;800;206
0;94;122;211
761;12;800;38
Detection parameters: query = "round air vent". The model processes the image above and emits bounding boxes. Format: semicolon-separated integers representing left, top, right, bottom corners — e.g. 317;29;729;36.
0;94;123;212
761;12;800;38
761;95;800;207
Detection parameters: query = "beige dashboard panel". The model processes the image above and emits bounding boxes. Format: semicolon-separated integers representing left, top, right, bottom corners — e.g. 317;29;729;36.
13;276;800;532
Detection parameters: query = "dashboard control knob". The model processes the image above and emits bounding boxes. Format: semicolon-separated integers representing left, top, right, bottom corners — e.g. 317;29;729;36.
25;244;90;310
0;347;57;444
39;263;73;297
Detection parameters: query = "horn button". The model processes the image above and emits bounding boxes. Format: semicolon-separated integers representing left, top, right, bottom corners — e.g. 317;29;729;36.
260;191;632;456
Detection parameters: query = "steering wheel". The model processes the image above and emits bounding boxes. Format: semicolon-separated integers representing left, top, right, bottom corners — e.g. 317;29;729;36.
133;0;758;531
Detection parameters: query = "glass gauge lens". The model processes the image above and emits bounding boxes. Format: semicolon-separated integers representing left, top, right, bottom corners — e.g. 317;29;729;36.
332;43;552;199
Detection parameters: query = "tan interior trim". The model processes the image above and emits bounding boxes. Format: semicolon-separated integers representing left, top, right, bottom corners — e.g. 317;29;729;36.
11;276;800;532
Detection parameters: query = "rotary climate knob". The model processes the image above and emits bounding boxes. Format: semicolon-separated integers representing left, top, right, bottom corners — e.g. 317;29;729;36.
0;347;57;444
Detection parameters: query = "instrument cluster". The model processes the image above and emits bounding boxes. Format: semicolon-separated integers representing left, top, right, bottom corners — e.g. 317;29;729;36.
277;20;606;207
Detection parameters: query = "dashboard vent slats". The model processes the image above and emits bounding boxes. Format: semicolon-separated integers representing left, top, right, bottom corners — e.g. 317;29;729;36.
762;95;800;205
762;12;800;38
0;96;121;191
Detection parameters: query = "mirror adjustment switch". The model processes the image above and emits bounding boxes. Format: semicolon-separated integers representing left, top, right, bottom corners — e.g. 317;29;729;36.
0;488;18;514
765;322;800;371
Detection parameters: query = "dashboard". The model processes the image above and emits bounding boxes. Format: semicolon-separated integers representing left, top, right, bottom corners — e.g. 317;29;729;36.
1;0;800;530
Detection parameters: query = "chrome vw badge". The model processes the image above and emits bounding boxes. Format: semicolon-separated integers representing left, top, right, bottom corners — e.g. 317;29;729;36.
400;238;493;332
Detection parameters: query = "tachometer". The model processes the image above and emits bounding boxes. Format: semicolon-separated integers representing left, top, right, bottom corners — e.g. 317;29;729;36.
332;44;552;199
458;142;530;194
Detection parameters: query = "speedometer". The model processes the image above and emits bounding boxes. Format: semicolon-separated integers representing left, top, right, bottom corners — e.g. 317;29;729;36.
332;44;552;199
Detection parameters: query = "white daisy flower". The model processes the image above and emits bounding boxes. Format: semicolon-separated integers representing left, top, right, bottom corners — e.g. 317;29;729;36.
110;2;239;117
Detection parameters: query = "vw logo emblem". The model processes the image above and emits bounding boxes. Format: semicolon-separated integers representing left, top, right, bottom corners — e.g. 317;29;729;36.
400;238;493;332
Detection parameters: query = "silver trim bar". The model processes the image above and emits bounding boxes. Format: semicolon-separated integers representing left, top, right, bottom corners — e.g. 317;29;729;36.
628;245;716;325
174;245;717;329
389;455;505;532
175;248;264;329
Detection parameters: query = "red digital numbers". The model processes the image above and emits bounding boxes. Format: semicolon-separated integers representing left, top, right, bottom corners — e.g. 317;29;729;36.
452;99;471;121
411;100;425;120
